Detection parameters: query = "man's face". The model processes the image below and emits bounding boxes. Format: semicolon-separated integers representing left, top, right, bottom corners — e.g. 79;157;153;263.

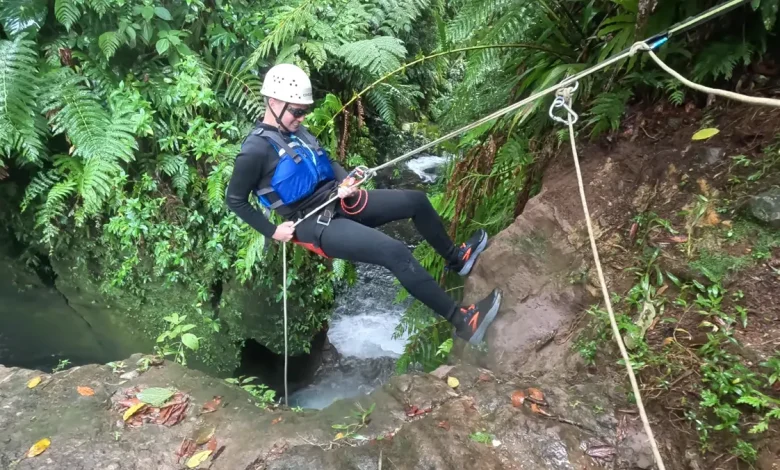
269;98;310;131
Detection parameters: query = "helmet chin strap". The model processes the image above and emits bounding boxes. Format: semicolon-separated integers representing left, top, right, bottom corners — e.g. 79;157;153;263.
270;102;294;134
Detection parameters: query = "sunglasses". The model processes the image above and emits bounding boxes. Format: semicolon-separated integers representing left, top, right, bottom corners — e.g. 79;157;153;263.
287;107;310;118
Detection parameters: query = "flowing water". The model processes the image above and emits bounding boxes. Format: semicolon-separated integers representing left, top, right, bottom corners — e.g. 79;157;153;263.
289;153;449;410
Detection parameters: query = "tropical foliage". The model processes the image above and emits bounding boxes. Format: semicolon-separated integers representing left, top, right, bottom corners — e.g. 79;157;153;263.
0;0;442;369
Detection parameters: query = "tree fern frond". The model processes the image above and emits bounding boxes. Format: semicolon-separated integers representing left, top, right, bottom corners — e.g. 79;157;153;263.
78;156;121;220
208;51;265;121
0;36;45;163
98;31;122;59
206;161;232;214
85;0;111;16
301;41;328;70
158;154;190;193
249;0;317;65
367;85;397;126
583;89;633;138
21;170;59;212
55;0;83;30
692;40;754;82
336;36;407;76
36;177;78;246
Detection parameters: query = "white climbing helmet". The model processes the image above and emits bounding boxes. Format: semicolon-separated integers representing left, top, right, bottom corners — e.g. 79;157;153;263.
260;63;314;105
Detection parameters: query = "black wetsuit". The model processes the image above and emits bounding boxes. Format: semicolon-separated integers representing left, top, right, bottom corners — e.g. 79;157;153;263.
226;123;461;322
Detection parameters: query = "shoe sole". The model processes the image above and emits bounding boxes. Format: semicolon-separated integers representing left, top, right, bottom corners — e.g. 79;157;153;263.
457;232;488;277
469;289;502;345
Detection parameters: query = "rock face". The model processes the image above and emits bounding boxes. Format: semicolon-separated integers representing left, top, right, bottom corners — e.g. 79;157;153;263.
463;181;592;377
750;187;780;228
0;356;653;470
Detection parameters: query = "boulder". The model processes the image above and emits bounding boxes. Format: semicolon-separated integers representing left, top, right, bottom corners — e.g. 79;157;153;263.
750;187;780;228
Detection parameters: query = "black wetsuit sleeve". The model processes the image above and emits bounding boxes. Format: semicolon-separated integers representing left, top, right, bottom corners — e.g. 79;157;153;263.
331;161;349;181
226;138;277;238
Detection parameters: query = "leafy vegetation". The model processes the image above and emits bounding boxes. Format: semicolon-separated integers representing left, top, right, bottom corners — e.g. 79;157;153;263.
0;0;442;369
391;0;779;374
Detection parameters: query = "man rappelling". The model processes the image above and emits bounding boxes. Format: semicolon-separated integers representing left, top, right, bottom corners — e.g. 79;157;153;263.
226;63;502;345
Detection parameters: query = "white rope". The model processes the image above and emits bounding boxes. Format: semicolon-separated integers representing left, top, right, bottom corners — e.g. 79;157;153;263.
282;242;289;406
551;87;667;470
641;46;780;108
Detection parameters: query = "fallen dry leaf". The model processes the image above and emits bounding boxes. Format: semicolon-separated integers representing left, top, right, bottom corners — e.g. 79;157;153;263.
530;403;552;416
335;432;345;440
662;337;675;346
511;390;526;408
705;209;721;226
200;396;222;414
194;426;215;446
26;376;42;389
668;235;688;244
271;417;283;425
26;438;50;458
656;285;669;296
437;421;450;431
185;450;212;468
123;403;146;421
628;222;639;243
77;386;95;396
447;376;460;388
404;405;432;418
527;388;546;404
175;438;197;463
478;373;492;383
586;444;617;459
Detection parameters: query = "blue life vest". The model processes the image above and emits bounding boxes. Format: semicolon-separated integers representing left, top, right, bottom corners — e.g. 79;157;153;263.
252;126;336;211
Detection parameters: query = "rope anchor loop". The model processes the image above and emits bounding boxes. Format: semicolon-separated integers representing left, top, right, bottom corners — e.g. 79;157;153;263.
549;80;579;125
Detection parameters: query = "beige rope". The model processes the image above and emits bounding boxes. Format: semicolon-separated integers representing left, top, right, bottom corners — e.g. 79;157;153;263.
642;46;780;108
561;106;667;469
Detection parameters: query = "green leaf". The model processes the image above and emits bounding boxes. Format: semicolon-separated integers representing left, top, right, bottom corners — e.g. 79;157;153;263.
137;387;176;407
156;38;170;55
141;6;154;20
181;333;199;351
692;128;720;141
154;6;172;21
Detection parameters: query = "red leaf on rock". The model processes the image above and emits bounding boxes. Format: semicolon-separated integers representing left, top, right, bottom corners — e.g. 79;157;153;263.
511;390;526;408
201;396;222;414
207;437;218;452
437;421;450;431
272;417;283;425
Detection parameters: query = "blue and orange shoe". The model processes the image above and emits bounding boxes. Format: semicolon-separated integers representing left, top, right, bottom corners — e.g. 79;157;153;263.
454;288;502;345
451;229;488;277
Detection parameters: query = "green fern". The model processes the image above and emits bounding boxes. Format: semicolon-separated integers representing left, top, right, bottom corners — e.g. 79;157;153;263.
692;41;754;82
208;51;264;120
336;36;407;76
584;89;633;138
206;161;232;214
249;0;318;64
158;154;190;193
0;36;45;163
55;0;83;30
98;31;122;59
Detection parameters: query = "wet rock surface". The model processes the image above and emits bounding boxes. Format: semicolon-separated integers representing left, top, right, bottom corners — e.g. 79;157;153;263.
0;356;654;470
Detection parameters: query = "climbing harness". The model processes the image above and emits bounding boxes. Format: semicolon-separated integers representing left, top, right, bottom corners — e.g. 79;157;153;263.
278;8;780;458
